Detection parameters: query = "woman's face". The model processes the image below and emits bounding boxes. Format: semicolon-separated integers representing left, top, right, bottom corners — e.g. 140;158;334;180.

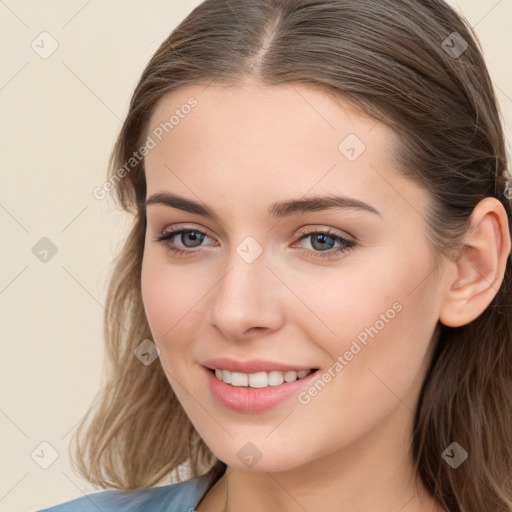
141;82;449;473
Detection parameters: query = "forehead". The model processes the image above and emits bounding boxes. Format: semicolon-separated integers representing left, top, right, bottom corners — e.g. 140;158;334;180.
144;83;427;222
147;82;378;153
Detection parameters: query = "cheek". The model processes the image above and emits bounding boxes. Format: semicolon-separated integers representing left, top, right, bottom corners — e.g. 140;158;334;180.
141;257;167;339
298;243;436;395
140;253;210;345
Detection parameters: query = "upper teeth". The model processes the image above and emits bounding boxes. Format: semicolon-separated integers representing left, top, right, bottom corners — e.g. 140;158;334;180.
214;369;312;388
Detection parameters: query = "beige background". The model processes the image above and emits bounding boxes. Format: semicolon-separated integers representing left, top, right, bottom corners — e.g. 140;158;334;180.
0;1;510;511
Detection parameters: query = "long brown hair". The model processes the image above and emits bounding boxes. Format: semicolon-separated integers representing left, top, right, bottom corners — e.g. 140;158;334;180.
72;1;512;510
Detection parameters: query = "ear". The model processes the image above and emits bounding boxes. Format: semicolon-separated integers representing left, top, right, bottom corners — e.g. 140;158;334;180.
439;197;511;328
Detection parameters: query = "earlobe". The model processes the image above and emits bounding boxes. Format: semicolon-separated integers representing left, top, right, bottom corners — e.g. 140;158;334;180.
438;197;511;328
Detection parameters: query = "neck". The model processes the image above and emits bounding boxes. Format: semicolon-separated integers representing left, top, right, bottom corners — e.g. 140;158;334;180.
201;405;443;512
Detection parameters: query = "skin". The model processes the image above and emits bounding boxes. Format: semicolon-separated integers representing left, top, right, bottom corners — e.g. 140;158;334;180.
140;80;511;512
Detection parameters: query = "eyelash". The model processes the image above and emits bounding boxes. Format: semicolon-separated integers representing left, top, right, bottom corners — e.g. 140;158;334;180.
153;226;356;261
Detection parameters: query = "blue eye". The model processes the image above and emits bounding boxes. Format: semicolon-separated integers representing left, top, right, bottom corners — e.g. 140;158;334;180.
154;228;212;256
295;227;355;260
153;227;356;261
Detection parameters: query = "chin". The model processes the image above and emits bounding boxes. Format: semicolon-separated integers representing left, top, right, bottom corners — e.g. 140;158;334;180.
207;439;314;474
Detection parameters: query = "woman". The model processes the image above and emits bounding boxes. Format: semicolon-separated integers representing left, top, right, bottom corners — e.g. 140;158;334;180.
38;0;512;510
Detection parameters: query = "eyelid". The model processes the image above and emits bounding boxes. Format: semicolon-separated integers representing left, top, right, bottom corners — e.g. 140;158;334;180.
157;223;215;239
156;223;353;243
296;225;354;241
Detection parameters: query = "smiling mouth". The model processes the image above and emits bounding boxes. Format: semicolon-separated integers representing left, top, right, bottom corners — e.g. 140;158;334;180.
208;367;319;388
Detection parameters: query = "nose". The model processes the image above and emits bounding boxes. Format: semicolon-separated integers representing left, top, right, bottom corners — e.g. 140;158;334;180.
208;250;284;341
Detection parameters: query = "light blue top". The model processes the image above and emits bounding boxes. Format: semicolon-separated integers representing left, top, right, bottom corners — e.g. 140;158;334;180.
35;474;213;512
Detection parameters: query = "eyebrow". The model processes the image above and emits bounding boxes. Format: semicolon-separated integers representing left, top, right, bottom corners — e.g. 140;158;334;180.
145;192;381;218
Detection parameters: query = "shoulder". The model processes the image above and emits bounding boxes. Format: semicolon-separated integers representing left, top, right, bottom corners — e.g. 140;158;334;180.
35;475;212;512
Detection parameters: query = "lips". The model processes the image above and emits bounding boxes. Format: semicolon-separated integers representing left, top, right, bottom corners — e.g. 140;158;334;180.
201;357;318;374
203;365;320;413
